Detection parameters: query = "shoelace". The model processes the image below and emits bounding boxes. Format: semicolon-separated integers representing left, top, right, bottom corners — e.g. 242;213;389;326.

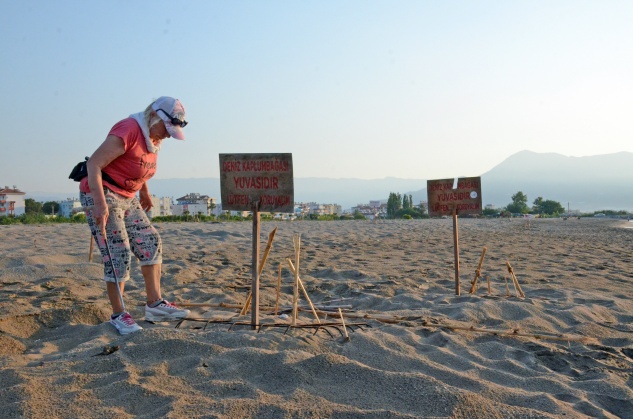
120;313;136;326
160;300;179;309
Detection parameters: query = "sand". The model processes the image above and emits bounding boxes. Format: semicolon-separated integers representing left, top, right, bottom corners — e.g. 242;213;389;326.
1;218;632;418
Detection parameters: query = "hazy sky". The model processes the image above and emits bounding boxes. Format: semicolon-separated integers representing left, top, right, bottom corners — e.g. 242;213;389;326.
2;1;632;194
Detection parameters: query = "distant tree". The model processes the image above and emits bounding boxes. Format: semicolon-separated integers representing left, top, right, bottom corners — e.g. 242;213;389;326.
506;191;529;214
417;202;428;217
539;200;565;215
532;197;544;213
353;210;366;220
25;198;43;214
387;192;402;218
403;194;411;210
482;207;501;217
42;201;60;215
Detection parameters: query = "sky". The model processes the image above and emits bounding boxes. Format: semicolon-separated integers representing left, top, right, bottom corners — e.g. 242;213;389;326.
1;0;632;194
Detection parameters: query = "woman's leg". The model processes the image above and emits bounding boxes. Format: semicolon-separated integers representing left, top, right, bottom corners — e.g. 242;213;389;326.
122;197;189;320
107;282;125;313
141;264;162;303
123;197;163;303
81;191;132;311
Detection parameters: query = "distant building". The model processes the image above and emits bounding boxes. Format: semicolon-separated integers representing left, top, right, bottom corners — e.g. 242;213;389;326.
148;196;173;218
294;202;342;216
352;203;387;219
59;198;83;217
0;186;26;217
172;193;216;217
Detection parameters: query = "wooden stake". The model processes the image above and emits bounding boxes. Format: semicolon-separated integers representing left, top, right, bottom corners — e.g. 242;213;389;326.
338;308;350;341
89;235;94;262
250;204;261;329
286;258;321;324
292;234;301;326
468;246;487;294
505;276;511;297
275;263;282;315
240;227;278;316
486;275;492;295
452;206;460;295
506;262;526;298
298;277;321;324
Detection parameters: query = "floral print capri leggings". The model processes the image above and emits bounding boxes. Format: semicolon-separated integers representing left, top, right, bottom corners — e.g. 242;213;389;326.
80;188;162;283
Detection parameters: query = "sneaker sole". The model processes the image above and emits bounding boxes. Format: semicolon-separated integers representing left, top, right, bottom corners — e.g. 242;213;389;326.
110;321;143;335
145;312;190;322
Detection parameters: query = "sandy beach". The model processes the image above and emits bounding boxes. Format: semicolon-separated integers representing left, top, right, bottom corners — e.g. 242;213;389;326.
1;217;632;418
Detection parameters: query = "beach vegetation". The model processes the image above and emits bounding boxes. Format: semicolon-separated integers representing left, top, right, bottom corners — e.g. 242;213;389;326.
387;192;402;218
532;197;565;216
590;210;629;217
42;201;61;215
482;207;500;217
387;192;428;219
506;191;529;214
25;198;43;214
353;210;366;220
0;213;86;225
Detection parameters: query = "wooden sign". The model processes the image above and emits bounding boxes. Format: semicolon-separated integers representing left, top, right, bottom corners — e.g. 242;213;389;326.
219;153;294;213
427;176;482;217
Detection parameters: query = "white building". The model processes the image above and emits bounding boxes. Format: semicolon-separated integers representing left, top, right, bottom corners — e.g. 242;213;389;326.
0;186;26;217
147;196;173;218
172;193;216;217
295;202;342;216
59;198;83;218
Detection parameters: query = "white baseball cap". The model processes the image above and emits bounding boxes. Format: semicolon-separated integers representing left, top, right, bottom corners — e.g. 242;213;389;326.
151;96;187;140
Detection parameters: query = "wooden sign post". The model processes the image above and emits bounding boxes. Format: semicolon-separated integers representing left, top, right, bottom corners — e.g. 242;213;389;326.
427;177;482;296
219;153;294;328
452;205;460;295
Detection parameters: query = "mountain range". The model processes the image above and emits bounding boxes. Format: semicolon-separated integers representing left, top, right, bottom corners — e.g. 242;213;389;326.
30;151;633;212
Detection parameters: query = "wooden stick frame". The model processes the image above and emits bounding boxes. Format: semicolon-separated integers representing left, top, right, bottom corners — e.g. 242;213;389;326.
175;302;592;344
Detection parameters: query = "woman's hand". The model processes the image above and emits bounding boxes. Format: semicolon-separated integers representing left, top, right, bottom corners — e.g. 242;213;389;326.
93;201;109;237
139;184;154;212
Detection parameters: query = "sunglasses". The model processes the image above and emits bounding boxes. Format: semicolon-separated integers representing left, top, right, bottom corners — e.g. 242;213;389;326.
157;108;188;128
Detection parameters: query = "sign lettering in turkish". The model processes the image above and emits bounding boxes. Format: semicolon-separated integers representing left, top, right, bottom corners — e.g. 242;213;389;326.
219;153;294;212
427;177;482;216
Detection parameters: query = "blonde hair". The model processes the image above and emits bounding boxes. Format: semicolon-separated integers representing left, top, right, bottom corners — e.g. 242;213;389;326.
144;103;162;129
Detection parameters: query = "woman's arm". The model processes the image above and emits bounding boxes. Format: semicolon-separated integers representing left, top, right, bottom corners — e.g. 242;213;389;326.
87;135;125;235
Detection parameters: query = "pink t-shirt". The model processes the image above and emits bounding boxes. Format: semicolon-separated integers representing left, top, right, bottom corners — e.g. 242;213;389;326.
80;118;158;198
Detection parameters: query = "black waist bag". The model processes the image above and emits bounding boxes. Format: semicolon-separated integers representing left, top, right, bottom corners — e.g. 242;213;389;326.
69;157;122;189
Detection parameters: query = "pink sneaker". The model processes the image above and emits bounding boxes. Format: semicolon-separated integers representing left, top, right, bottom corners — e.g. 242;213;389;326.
110;312;143;335
145;300;190;322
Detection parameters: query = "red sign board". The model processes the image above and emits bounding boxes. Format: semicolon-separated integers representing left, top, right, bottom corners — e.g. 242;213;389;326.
219;153;294;212
427;177;482;216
